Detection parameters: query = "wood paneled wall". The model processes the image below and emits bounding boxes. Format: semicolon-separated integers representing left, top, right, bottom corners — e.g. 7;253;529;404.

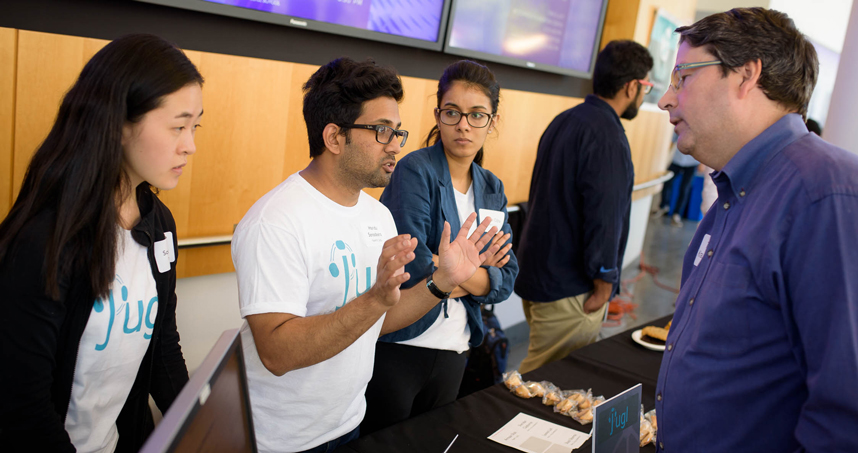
0;28;674;278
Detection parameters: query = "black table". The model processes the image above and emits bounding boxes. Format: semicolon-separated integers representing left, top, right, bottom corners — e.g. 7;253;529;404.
335;316;671;453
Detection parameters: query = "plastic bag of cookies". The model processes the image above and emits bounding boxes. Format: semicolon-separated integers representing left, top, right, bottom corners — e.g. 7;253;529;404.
510;381;546;399
541;382;563;406
570;393;605;425
553;390;582;416
502;370;523;389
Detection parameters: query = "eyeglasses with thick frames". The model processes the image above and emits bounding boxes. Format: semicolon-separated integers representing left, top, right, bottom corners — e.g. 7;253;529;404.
435;108;495;128
638;79;654;95
339;124;409;147
670;60;722;91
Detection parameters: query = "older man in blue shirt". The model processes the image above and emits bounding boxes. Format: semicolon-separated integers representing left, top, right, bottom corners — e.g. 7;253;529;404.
655;7;858;452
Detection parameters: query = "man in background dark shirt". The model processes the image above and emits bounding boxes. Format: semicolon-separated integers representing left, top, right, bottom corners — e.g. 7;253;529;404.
515;40;653;373
654;8;858;452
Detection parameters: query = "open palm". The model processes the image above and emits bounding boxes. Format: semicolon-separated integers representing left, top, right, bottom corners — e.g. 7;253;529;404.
436;213;500;290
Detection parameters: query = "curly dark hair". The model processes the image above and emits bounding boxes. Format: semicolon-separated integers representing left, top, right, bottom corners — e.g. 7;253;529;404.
303;58;403;158
593;40;653;99
676;7;818;118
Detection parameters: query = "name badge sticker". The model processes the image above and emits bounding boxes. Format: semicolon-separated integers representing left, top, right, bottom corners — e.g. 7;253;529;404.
154;237;172;273
478;208;505;235
360;222;386;247
694;234;711;267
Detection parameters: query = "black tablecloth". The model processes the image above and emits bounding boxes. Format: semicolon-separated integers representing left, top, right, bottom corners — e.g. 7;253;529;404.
335;315;671;453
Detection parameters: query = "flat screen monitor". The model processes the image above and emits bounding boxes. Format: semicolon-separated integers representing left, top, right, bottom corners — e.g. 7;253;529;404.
136;0;451;51
139;328;257;453
443;0;609;78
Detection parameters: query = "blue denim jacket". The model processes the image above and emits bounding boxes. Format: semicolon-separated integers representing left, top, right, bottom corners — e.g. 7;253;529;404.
378;142;518;347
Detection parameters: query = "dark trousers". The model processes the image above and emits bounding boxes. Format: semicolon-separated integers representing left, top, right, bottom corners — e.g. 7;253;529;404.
297;426;359;453
361;342;468;435
660;163;697;216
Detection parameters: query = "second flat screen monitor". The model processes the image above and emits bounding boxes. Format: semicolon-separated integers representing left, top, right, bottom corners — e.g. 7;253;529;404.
445;0;608;77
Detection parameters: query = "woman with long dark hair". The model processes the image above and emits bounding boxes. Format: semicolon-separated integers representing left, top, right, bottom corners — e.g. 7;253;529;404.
363;60;518;433
0;34;203;452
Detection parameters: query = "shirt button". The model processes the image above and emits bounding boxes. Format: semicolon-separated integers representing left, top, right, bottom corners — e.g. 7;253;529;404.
707;250;713;257
660;441;665;450
667;344;673;351
723;202;731;210
689;297;695;306
657;393;662;401
739;190;746;197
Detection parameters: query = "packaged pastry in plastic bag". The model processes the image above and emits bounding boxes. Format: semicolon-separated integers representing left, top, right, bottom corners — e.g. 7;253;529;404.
553;390;581;416
541;382;563;406
510;381;548;399
502;370;523;389
570;394;605;425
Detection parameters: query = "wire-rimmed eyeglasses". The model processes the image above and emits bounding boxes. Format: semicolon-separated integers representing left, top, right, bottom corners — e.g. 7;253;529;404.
670;60;722;91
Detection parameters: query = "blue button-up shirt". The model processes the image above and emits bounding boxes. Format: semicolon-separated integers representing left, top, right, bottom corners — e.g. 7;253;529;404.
655;114;858;452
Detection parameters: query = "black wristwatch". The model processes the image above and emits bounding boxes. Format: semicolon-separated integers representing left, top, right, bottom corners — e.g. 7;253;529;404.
426;272;452;299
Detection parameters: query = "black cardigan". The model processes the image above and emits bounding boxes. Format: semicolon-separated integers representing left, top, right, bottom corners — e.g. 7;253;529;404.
0;185;189;452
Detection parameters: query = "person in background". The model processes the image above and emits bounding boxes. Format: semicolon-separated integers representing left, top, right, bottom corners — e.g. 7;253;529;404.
363;60;518;434
514;41;654;374
0;34;203;452
655;8;858;452
652;136;700;227
231;57;500;453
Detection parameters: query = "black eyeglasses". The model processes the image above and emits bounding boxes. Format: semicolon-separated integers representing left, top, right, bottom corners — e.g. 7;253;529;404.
435;108;494;128
338;124;408;147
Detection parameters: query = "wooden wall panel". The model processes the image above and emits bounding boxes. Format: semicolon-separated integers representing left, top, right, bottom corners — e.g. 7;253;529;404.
176;245;234;278
176;52;294;238
0;28;16;217
13;32;107;198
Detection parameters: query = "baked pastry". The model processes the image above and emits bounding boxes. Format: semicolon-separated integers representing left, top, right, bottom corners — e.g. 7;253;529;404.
642;325;669;342
576;409;593;423
513;385;533;398
543;391;562;406
503;371;523;389
524;381;546;397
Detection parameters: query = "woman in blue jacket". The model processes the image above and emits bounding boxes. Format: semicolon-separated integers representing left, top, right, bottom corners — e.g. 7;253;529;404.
363;60;518;433
0;34;203;452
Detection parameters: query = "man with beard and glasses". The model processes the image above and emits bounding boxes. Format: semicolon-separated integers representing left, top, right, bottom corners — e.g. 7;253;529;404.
514;40;653;373
231;58;500;453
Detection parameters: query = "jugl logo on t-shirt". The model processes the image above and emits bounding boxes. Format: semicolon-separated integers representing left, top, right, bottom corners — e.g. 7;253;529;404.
92;274;158;351
327;240;373;311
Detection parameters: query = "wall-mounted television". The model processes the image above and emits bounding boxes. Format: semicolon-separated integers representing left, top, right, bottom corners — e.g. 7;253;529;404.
444;0;609;78
136;0;452;51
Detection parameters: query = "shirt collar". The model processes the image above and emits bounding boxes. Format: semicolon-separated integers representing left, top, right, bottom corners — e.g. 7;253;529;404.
713;113;807;201
585;94;623;129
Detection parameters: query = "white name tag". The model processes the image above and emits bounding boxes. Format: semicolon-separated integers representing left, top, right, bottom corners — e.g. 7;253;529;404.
154;232;175;273
479;208;505;235
360;222;386;246
694;234;711;267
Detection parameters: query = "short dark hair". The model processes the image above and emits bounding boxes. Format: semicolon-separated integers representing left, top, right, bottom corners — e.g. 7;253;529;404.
593;40;653;99
302;58;403;158
0;34;203;300
425;60;500;166
676;7;818;118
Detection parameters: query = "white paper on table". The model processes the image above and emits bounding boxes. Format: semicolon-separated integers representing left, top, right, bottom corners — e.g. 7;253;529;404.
488;412;590;453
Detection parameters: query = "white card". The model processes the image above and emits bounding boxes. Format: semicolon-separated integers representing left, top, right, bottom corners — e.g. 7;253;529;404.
154;233;174;273
488;412;590;453
479;208;505;234
360;222;386;247
694;234;711;267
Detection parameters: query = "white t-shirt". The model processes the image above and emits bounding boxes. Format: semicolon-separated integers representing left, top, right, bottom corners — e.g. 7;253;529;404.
397;184;472;353
65;228;158;453
232;173;397;453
